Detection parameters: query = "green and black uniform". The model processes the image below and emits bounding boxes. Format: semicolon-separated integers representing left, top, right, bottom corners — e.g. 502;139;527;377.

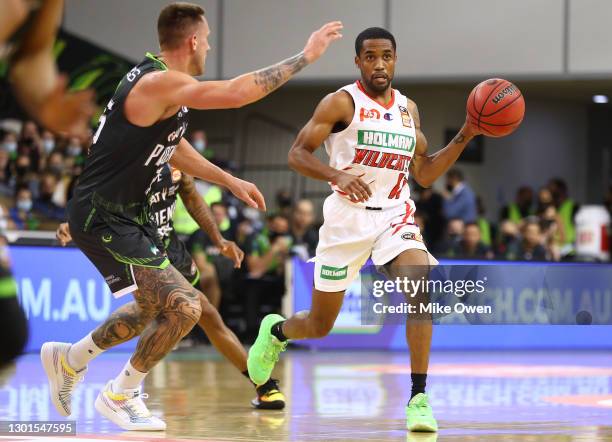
68;53;189;297
148;165;200;286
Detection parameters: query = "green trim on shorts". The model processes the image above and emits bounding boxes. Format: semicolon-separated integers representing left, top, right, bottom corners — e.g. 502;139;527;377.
105;246;170;269
190;267;201;287
0;276;17;298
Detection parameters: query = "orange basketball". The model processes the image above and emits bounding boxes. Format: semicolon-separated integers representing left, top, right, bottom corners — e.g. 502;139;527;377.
467;78;525;137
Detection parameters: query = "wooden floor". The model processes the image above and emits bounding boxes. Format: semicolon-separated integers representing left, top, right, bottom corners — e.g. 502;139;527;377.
1;349;612;441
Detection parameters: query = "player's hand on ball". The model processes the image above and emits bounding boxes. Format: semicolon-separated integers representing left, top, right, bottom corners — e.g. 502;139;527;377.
303;21;343;63
229;177;266;211
333;171;372;203
219;239;244;268
56;222;72;246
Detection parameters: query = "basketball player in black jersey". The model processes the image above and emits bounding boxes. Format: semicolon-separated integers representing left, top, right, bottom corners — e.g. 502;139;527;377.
56;164;286;410
41;3;342;430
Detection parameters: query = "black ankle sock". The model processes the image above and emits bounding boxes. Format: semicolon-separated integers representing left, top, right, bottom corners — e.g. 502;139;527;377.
410;373;427;400
271;321;288;342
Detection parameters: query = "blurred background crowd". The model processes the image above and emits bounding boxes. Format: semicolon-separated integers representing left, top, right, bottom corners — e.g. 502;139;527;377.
1;118;611;342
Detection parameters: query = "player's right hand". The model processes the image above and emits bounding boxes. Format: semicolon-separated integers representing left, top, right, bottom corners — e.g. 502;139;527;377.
303;21;343;63
56;222;72;246
333;172;372;203
38;75;96;139
228;177;267;211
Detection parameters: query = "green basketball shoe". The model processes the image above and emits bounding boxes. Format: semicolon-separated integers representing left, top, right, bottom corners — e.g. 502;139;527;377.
405;393;438;432
247;314;288;386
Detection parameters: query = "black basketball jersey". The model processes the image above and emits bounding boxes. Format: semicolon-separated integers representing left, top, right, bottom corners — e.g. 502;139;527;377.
69;53;189;231
148;164;181;240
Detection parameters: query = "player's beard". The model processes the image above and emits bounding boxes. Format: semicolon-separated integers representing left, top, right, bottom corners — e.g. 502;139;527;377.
363;74;391;93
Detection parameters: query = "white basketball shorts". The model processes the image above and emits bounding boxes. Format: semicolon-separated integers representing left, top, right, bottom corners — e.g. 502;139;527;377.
313;194;438;292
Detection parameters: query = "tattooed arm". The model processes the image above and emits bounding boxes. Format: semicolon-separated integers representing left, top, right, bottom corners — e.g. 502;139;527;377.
178;172;245;268
140;21;342;111
178;173;223;246
409;99;481;187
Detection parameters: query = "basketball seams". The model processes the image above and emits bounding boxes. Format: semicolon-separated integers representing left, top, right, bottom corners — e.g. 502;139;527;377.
481;92;524;118
476;79;505;130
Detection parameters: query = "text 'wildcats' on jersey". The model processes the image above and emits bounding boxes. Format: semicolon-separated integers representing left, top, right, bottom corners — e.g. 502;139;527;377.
68;52;189;231
325;81;417;209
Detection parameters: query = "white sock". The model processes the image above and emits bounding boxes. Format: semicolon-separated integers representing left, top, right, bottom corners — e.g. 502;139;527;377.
113;360;148;392
67;333;104;371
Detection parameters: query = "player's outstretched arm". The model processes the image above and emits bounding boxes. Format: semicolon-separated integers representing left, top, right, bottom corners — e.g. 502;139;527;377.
9;0;95;137
288;91;372;203
170;138;266;210
150;21;342;110
178;173;244;268
409;100;481;188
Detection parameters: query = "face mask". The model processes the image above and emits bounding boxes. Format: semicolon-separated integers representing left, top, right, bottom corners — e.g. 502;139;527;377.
68;145;82;157
446;183;454;193
43;139;55;153
193;140;205;152
16;165;29;176
49;164;64;175
17;199;32;212
3;142;17;153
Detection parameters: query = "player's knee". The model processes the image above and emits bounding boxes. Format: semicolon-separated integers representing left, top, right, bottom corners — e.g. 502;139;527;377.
309;317;335;338
171;290;203;330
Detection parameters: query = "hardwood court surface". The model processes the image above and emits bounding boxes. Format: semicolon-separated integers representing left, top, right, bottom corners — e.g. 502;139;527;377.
1;349;611;441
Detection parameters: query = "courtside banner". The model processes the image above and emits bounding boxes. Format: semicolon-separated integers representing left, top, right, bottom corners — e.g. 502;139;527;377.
291;257;612;350
10;246;135;352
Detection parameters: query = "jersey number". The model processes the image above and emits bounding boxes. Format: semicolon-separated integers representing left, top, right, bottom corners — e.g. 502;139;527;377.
388;173;408;199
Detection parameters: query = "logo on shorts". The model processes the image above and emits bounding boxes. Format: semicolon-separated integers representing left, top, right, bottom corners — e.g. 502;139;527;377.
102;234;113;243
320;265;348;280
401;232;423;242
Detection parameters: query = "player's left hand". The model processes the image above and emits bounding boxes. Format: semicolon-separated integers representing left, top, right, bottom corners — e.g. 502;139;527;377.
56;222;72;246
228;177;267;211
218;239;244;268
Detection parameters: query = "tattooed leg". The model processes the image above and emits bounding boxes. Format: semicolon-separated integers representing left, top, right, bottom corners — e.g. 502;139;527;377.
91;298;155;350
130;264;203;373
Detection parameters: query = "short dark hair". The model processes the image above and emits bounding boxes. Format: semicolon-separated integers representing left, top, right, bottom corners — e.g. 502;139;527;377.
355;27;396;56
157;2;205;49
447;168;464;181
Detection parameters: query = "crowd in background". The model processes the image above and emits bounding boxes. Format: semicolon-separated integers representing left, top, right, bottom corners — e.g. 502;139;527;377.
1;119;611;340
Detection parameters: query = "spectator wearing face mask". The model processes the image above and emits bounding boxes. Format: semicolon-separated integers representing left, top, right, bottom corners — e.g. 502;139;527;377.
449;222;493;259
443;168;477;223
190;129;214;159
289;199;318;260
500;186;534;223
505;217;549;261
33;172;65;220
434;217;464;255
40;130;56;156
10;186;39;230
495;219;520;258
246;213;292;279
547;178;579;252
2;132;19;160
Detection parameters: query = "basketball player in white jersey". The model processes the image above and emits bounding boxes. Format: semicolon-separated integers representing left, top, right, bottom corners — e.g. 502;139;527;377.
247;27;482;432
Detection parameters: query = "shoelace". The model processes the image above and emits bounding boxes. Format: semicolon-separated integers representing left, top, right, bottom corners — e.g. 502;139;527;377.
124;392;152;418
263;340;287;364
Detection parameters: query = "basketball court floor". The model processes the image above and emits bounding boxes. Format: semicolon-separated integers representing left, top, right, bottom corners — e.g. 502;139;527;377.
1;348;611;441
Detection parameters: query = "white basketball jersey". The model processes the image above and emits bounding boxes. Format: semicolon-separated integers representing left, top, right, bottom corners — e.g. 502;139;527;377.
324;81;417;209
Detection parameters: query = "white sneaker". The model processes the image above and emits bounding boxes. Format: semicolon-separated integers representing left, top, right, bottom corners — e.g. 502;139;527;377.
95;381;166;431
40;342;86;416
